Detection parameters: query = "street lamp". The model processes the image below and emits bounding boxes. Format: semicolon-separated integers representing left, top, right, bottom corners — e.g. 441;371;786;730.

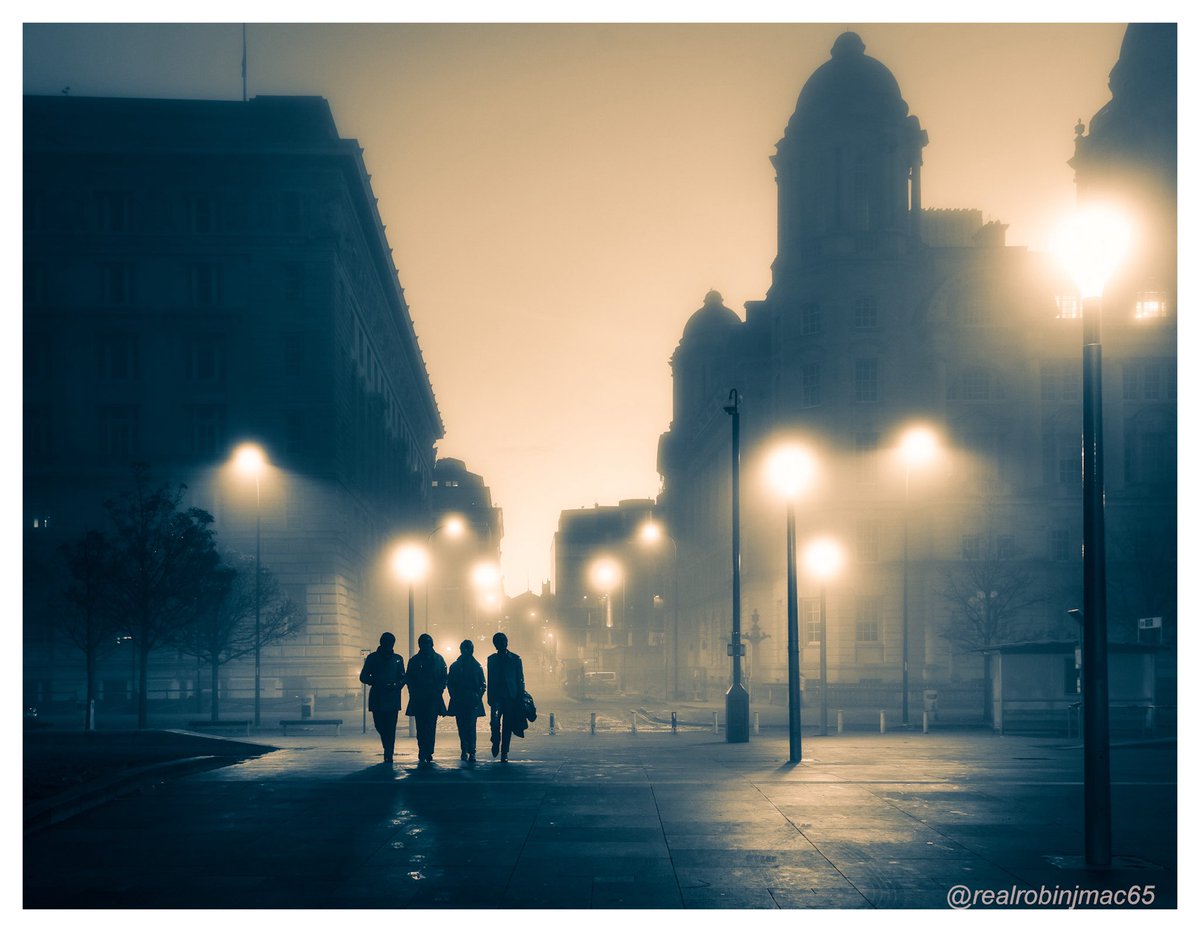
804;537;844;737
233;442;267;728
723;390;749;744
767;442;818;762
1055;205;1131;869
589;557;622;682
425;514;467;631
897;424;940;727
638;520;680;700
392;541;430;738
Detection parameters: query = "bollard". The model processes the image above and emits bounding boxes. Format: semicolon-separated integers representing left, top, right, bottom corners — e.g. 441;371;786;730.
549;712;556;736
880;710;887;734
590;711;597;736
631;711;638;734
671;711;678;734
836;709;844;735
922;710;929;734
753;711;760;735
713;711;720;734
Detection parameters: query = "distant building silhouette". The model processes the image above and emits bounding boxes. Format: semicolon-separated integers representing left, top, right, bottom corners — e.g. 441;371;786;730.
654;28;1175;716
24;94;446;708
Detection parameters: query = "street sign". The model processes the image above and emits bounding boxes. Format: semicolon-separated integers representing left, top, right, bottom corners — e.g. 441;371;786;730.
727;642;746;656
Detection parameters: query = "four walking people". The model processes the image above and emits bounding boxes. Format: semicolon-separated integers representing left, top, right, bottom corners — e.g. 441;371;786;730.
362;630;527;766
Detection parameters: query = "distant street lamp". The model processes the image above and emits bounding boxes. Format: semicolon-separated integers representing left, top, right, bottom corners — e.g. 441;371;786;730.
425;515;467;631
804;537;844;736
767;441;818;762
1055;205;1131;869
723;390;749;744
897;424;940;727
638;520;680;700
232;442;267;727
392;541;430;739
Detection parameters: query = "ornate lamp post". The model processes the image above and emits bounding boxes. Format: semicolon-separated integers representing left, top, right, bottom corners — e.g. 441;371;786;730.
392;541;429;738
723;390;749;743
896;425;940;726
638;520;679;699
803;537;844;736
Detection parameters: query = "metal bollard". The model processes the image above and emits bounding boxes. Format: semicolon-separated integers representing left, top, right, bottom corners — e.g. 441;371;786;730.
671;711;678;734
922;711;929;734
753;711;760;735
549;712;556;735
631;711;638;734
713;711;720;734
590;711;597;736
880;710;887;734
836;709;844;735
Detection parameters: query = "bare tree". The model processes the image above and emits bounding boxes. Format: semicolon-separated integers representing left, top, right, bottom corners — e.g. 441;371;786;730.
57;530;121;730
177;552;303;720
104;464;222;728
940;538;1047;723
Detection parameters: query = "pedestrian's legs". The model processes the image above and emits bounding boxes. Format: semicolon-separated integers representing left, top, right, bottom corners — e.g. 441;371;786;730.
490;708;501;757
372;710;397;761
500;713;514;759
456;714;476;757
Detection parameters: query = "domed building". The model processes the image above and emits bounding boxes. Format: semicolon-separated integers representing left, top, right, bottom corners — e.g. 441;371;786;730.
656;28;1176;725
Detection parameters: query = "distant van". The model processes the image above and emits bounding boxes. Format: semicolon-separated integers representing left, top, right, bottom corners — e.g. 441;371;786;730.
584;671;618;692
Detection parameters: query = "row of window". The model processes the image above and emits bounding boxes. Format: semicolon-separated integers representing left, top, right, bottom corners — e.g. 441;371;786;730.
23;260;307;309
1055;291;1172;320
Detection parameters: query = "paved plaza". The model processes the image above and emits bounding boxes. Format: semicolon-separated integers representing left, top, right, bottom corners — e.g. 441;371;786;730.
23;720;1176;910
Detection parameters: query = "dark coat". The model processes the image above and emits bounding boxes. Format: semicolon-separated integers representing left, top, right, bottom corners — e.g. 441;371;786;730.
446;654;486;718
359;649;405;713
405;647;448;717
487;649;527;726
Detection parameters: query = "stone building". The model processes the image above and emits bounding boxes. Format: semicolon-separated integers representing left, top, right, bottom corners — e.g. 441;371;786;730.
24;94;444;708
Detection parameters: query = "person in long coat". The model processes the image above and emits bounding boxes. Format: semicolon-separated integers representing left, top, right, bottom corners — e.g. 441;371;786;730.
405;633;448;763
446;639;486;761
486;631;526;762
358;632;406;763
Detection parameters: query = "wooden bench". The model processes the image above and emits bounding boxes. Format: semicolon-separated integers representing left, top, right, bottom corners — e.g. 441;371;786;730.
279;718;343;736
186;719;251;736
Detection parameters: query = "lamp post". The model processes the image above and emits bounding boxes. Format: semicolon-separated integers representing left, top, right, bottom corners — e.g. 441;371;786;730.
589;557;621;679
233;443;266;727
723;390;749;743
425;514;466;633
1056;205;1130;869
897;425;939;727
471;559;502;638
768;442;817;762
392;541;430;738
638;520;679;700
804;537;844;737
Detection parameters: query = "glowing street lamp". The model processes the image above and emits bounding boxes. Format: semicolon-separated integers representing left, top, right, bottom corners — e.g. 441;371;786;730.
804;537;844;737
896;424;941;727
767;442;818;763
392;542;430;663
589;557;621;632
232;442;267;727
424;515;467;630
1055;205;1131;869
639;519;680;700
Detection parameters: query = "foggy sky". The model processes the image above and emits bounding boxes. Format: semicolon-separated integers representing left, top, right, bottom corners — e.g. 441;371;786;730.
22;20;1131;594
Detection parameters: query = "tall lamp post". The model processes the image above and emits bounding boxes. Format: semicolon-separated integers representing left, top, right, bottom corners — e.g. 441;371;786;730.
589;557;621;677
425;514;466;632
392;541;429;738
1056;206;1130;869
768;442;817;762
233;443;267;727
638;520;679;700
897;425;939;727
804;537;844;737
723;390;749;743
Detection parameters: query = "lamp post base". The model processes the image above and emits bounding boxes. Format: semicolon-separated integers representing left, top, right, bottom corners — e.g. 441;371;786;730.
725;682;750;743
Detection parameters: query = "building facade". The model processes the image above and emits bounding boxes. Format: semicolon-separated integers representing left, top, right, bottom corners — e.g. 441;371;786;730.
24;94;444;708
656;28;1176;718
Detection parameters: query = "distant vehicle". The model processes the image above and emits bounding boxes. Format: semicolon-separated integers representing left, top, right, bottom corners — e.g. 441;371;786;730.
584;671;618;692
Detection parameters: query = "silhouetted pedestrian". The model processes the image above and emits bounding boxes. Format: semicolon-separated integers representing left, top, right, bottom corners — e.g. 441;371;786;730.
486;631;526;762
405;633;448;763
358;632;405;763
447;639;486;761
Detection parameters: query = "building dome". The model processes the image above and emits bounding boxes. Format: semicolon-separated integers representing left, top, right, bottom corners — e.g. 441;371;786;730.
680;290;741;344
783;32;910;138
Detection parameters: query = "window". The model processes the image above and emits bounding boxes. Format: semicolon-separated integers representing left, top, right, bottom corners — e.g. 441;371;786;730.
800;363;821;408
1134;291;1169;319
97;191;130;233
855;597;880;642
97;335;140;381
1043;433;1080;487
101;263;133;305
187;193;218;233
1124;420;1176;487
801;302;821;336
1055;294;1081;320
961;534;982;561
1041;361;1079;402
802;598;821;644
854;358;879;403
97;405;140;459
186;405;226;459
1050;529;1071;562
856;519;879;562
1122;361;1176;402
853;296;878;329
186;336;227;382
189;264;220;306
